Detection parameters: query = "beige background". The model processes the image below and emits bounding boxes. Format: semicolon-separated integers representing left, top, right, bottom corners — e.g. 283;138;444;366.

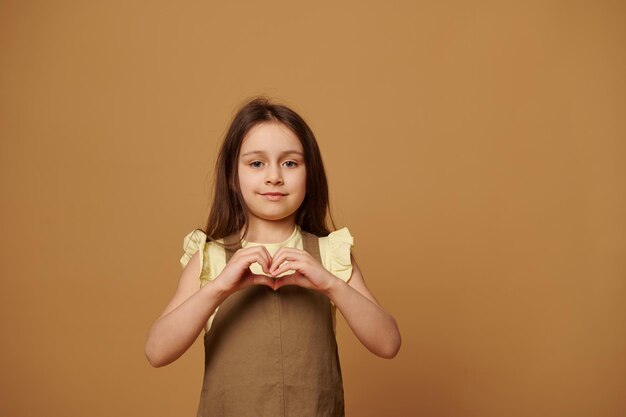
1;1;625;416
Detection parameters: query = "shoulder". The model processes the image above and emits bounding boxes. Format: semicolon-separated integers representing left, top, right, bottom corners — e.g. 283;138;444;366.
318;227;354;282
180;229;207;268
179;229;225;285
318;227;353;245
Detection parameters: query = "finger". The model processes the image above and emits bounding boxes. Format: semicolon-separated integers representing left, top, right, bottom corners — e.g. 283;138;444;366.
269;247;284;271
249;273;275;289
270;251;306;274
248;246;272;273
260;246;273;273
238;271;273;288
274;273;313;290
273;275;297;289
238;248;272;275
252;246;272;274
271;260;305;278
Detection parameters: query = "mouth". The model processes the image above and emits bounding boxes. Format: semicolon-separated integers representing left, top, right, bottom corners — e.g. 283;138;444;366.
261;192;287;201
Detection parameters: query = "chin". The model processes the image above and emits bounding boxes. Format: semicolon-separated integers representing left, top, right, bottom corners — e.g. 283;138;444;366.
247;207;298;222
261;213;296;222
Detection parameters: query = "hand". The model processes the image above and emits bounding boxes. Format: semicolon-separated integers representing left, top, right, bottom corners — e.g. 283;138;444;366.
213;246;276;295
269;247;340;294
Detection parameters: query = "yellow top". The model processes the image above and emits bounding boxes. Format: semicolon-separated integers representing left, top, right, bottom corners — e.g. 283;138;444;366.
179;224;354;332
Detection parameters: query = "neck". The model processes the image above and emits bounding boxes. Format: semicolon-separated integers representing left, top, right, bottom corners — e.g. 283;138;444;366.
243;215;297;244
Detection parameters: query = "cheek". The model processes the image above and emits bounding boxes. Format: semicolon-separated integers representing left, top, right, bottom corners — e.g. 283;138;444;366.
237;168;255;193
237;179;251;197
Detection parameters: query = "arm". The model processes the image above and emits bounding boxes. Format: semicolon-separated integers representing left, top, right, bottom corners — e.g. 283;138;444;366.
270;250;401;359
144;252;229;367
145;246;275;367
325;255;401;359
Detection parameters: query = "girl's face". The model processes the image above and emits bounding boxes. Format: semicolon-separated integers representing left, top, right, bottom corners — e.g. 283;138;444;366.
237;121;306;226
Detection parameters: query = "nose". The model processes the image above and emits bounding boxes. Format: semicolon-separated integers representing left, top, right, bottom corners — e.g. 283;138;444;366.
265;165;284;185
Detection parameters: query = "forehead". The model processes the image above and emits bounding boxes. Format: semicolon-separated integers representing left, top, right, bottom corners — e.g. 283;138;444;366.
240;122;303;154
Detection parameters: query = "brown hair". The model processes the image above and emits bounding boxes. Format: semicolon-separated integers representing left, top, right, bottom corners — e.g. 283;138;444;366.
202;97;335;245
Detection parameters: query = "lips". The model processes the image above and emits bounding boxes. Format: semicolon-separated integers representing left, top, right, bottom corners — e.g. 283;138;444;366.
261;192;287;201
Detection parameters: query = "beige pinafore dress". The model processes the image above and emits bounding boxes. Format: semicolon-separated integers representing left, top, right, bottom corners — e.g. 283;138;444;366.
196;231;345;417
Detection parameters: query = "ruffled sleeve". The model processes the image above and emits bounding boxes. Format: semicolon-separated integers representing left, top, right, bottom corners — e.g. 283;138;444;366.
319;227;354;283
180;229;212;285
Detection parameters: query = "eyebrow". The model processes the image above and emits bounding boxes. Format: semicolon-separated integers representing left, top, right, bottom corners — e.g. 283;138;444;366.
240;150;304;158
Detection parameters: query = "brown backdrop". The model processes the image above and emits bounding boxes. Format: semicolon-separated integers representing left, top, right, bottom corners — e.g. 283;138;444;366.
1;1;624;416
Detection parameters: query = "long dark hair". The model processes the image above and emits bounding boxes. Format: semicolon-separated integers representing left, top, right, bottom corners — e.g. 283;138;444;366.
202;97;335;245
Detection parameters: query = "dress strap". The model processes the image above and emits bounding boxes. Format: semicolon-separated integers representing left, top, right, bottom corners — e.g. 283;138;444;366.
301;231;321;264
223;234;242;263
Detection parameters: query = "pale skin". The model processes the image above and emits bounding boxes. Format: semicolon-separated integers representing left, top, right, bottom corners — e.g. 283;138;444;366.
145;122;401;367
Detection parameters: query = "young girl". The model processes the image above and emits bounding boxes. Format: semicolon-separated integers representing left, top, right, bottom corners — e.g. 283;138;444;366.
145;97;401;417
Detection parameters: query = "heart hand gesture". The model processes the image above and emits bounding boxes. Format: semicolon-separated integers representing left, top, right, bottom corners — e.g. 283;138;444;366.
215;245;341;297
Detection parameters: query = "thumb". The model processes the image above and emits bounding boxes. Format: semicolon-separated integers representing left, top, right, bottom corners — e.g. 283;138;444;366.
273;273;311;290
249;273;276;289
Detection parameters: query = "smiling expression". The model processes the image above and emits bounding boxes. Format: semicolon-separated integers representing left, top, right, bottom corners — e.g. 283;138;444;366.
237;121;307;225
